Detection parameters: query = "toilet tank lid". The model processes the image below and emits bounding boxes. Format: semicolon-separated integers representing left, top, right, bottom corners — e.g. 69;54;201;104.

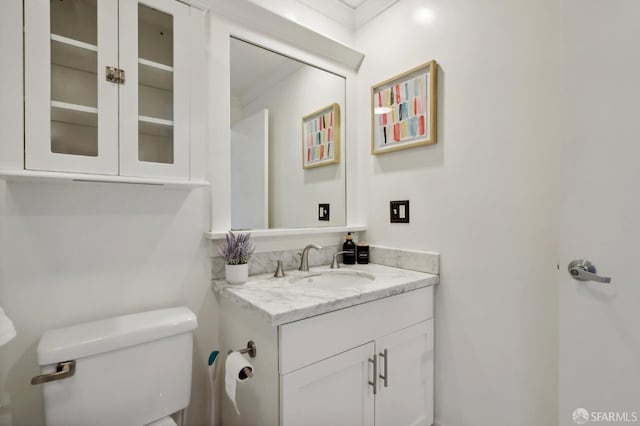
37;307;197;366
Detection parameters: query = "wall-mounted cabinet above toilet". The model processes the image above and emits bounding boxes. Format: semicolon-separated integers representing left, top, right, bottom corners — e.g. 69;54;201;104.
0;0;209;187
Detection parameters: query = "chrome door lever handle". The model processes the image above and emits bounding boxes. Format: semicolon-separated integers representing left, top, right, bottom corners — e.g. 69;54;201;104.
568;259;611;284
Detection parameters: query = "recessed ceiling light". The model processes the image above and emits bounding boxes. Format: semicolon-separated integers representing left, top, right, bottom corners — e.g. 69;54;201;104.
413;7;436;24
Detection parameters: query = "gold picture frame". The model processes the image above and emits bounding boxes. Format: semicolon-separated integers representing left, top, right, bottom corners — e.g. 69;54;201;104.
371;60;438;155
302;103;341;169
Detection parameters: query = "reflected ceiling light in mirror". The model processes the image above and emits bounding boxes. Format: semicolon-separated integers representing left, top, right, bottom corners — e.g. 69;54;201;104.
413;6;436;24
374;106;392;115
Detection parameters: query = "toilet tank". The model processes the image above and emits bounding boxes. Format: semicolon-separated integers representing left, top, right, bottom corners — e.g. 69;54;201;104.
35;307;198;426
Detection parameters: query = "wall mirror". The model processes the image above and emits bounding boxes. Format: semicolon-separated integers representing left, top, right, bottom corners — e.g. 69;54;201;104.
230;37;346;230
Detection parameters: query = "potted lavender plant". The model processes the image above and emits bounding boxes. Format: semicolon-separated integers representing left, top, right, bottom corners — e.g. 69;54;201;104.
220;231;255;284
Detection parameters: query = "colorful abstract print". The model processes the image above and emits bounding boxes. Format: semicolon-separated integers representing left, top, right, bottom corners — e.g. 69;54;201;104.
375;72;428;148
304;109;335;165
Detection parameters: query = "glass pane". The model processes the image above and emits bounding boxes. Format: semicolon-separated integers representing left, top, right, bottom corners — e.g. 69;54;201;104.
50;0;98;156
50;0;97;45
138;4;174;164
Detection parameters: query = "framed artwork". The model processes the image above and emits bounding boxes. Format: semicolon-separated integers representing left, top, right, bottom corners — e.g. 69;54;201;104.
371;60;438;155
302;103;341;169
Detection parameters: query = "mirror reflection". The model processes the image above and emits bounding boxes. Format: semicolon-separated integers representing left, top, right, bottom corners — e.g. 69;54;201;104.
230;37;346;230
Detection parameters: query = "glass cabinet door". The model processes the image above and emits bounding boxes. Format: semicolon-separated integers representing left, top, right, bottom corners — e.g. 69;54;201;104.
119;0;190;179
25;0;119;174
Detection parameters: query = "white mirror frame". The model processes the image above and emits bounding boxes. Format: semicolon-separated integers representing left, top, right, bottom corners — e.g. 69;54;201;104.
207;14;365;239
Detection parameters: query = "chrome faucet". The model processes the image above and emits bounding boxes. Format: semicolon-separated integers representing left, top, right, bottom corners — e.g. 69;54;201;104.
330;251;348;269
299;244;322;272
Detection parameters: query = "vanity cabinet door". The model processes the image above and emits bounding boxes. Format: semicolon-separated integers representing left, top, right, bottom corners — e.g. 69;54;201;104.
280;342;375;426
374;320;434;426
25;0;119;175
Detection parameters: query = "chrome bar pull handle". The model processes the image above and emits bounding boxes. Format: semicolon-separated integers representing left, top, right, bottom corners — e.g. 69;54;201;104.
568;259;611;284
378;349;388;387
31;360;76;385
368;354;377;395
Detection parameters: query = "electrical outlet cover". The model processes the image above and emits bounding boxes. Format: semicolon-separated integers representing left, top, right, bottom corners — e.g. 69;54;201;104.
390;200;410;223
319;203;330;221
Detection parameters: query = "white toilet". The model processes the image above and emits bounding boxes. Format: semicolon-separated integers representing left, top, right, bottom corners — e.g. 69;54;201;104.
32;307;198;426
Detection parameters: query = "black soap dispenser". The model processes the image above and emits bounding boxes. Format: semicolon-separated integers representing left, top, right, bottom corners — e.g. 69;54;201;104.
343;232;356;265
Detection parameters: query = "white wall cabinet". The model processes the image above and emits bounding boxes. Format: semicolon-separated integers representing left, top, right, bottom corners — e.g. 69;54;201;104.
221;286;434;426
21;0;205;182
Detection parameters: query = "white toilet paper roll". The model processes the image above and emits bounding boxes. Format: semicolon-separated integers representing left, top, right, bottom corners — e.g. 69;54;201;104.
225;352;254;415
0;307;16;347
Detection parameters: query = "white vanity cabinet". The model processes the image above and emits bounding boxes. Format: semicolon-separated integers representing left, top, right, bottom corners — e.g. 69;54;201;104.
374;321;434;426
281;342;376;426
221;285;434;426
22;0;204;181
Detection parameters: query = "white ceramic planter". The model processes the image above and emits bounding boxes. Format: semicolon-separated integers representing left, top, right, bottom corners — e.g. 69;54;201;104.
225;264;249;285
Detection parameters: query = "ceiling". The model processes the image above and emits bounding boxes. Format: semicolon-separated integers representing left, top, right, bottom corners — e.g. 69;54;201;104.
337;0;369;9
295;0;399;30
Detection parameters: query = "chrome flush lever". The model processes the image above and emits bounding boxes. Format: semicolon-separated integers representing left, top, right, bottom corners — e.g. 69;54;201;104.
31;360;76;385
568;259;611;284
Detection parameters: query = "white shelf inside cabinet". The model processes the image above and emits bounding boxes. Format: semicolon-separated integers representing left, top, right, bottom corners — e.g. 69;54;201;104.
51;34;97;73
205;225;367;240
139;116;174;137
139;115;173;126
0;170;209;188
51;101;98;126
51;34;97;52
139;58;173;91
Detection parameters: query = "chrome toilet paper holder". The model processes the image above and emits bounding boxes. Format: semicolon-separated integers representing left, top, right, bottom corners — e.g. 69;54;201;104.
228;340;257;358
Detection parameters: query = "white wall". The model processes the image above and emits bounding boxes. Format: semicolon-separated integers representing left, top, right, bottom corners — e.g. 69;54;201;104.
0;183;216;426
240;66;346;228
355;1;560;425
0;0;23;170
2;1;564;425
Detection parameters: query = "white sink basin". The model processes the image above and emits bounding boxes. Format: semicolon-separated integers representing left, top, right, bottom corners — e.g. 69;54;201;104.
289;269;376;288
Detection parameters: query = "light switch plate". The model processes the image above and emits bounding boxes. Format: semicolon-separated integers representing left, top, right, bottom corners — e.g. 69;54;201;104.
319;203;330;221
390;200;410;223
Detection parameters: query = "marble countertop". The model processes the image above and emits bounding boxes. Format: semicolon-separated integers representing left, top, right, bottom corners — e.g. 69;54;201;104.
212;263;439;326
